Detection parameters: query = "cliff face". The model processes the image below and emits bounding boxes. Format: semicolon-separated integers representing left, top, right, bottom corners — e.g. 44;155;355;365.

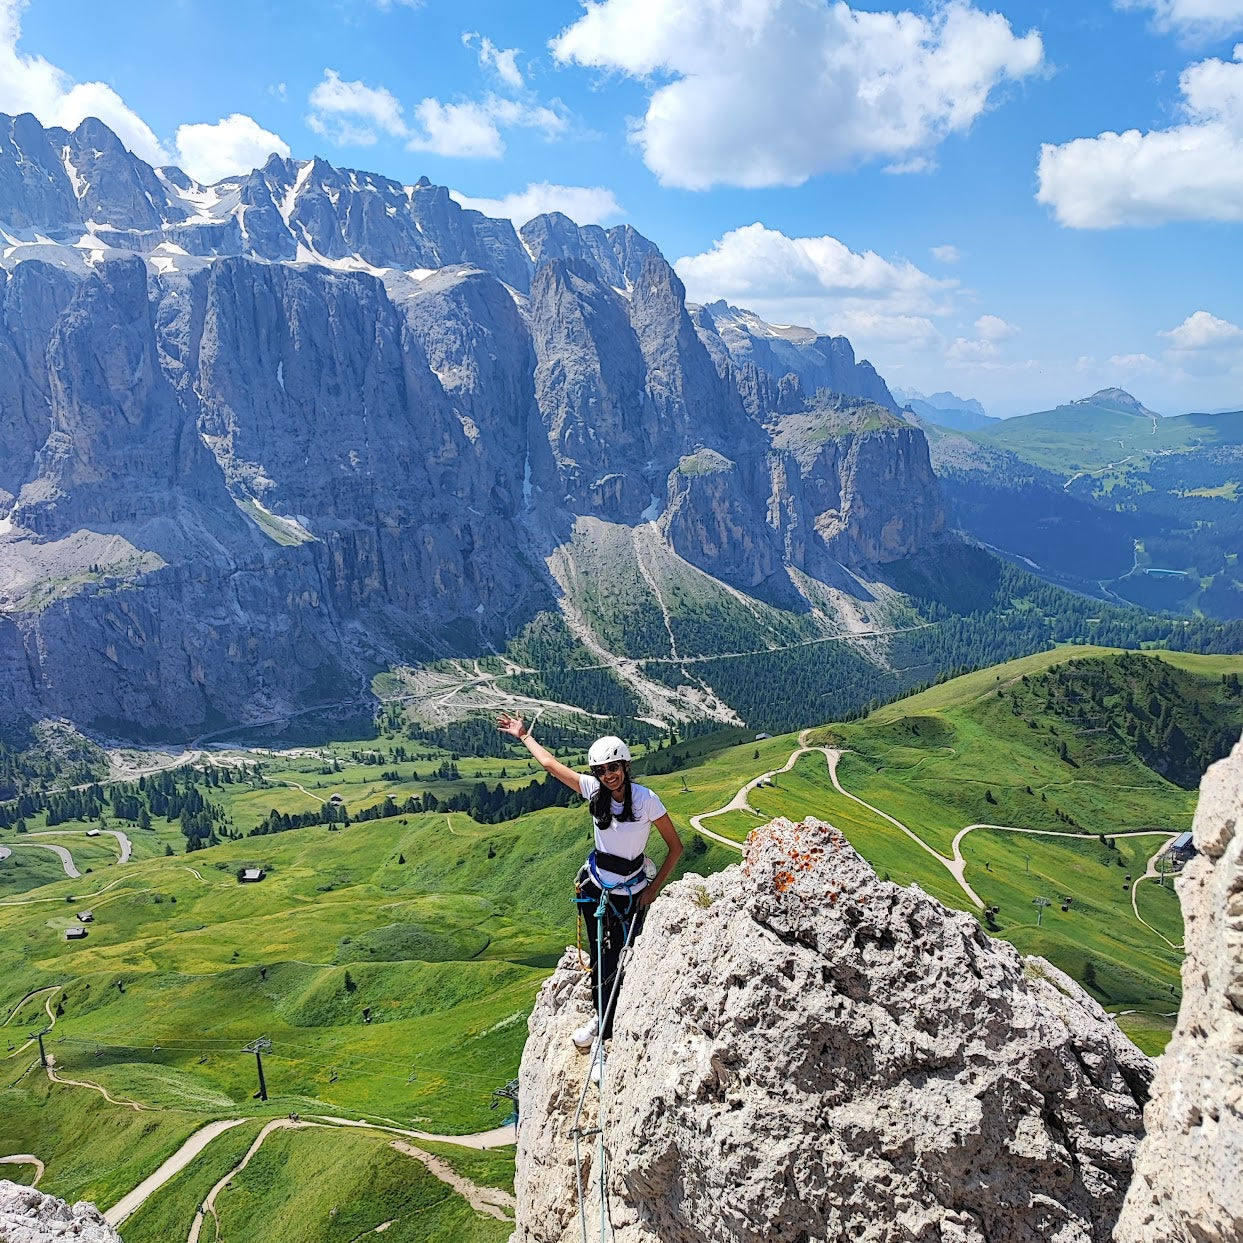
1115;735;1243;1243
0;110;951;735
512;819;1150;1243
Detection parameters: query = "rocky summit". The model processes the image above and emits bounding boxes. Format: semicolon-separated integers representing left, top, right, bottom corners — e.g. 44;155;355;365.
511;819;1152;1243
0;111;944;736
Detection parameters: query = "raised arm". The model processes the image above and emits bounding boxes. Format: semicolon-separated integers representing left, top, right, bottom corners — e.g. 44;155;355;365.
497;712;582;793
639;813;684;907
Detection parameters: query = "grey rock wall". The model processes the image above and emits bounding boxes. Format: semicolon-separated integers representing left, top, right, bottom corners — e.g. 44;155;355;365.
1114;736;1243;1243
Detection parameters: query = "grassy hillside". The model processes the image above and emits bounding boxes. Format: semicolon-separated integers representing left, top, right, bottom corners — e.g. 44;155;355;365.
1;644;1237;1232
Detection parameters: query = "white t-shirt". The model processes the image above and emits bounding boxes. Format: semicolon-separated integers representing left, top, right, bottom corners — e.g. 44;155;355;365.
578;774;667;884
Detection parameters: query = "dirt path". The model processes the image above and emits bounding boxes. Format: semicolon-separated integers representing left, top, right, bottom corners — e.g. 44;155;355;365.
823;750;983;909
1;986;59;1029
188;1119;302;1243
183;1117;516;1243
688;731;821;850
0;873;132;908
390;1139;515;1221
46;1055;146;1111
104;1120;249;1227
0;1154;44;1184
1131;838;1183;950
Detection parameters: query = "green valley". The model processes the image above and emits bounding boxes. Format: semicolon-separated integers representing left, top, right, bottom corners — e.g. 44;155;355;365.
0;645;1240;1236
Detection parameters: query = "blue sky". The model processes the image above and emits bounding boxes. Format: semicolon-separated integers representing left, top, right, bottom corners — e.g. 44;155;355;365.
4;0;1243;416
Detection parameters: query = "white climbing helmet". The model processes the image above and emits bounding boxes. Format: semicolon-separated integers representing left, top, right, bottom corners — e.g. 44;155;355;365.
588;735;631;766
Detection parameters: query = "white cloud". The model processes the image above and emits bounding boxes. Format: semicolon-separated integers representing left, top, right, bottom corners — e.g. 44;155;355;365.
0;0;169;165
408;94;567;159
1037;45;1243;226
174;115;289;184
450;182;624;226
1160;309;1243;348
1108;352;1161;370
464;32;524;91
976;313;1018;341
930;244;961;263
307;69;409;146
551;0;1043;189
946;336;999;365
371;0;422;9
675;222;953;354
1116;0;1243;38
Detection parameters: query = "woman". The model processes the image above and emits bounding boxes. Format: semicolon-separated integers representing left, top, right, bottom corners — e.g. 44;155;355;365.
497;713;683;1078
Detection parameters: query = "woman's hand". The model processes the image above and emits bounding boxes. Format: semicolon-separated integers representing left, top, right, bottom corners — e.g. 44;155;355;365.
497;712;526;739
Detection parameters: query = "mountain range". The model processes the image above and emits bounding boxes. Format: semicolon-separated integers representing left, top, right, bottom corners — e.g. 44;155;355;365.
0;111;1237;741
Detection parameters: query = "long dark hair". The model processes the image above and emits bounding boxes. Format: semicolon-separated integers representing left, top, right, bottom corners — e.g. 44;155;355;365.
590;764;633;832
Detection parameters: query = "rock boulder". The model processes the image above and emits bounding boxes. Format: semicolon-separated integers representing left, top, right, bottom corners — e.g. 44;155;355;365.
512;819;1152;1243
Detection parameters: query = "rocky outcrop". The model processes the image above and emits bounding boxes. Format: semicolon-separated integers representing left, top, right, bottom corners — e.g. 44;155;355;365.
0;1180;122;1243
512;818;1151;1243
1115;736;1243;1243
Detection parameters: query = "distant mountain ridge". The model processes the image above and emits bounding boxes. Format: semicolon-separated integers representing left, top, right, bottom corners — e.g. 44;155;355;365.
893;387;997;432
930;386;1243;620
0;110;960;737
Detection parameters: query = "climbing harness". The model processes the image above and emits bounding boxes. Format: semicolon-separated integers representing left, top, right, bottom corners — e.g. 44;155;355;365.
569;864;646;1243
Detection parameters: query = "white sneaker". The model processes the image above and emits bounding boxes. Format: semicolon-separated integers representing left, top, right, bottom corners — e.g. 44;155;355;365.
590;1043;606;1087
571;1015;600;1051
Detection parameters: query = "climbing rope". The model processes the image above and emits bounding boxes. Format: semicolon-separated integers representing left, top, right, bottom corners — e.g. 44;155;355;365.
569;881;643;1243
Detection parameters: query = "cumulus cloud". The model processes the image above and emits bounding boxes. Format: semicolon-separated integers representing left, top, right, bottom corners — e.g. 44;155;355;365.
551;0;1043;188
174;115;290;184
0;0;169;165
1116;0;1243;38
450;181;623;226
931;244;962;263
1037;45;1243;226
976;314;1018;341
1160;309;1243;348
675;222;953;352
408;95;567;158
305;61;565;160
464;32;524;90
307;69;409;145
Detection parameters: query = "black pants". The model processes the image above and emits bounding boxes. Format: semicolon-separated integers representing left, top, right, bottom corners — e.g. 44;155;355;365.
575;875;646;1040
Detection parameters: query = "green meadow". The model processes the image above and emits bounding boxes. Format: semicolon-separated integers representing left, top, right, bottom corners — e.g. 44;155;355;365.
0;643;1237;1230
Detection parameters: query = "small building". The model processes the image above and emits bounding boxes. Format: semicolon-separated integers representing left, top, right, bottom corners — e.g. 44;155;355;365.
240;868;266;883
755;732;773;741
329;794;345;806
77;910;94;923
1168;832;1196;863
64;926;87;940
86;828;101;837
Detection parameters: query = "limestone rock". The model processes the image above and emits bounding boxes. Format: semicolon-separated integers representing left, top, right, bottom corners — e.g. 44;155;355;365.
1114;736;1243;1243
512;819;1151;1243
0;1180;122;1243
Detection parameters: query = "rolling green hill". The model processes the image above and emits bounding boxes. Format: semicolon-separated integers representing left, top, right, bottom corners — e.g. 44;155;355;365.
1;645;1239;1235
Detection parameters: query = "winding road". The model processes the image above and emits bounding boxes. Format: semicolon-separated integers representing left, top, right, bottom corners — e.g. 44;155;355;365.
689;734;1182;932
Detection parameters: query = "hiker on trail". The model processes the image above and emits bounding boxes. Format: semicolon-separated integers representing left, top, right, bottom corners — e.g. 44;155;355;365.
497;713;683;1081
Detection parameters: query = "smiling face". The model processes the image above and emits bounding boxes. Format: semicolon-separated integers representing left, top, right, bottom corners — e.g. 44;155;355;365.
592;759;628;797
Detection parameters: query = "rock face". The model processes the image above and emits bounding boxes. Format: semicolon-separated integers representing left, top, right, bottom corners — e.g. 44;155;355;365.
1115;736;1243;1243
0;110;951;735
0;1180;122;1243
512;819;1151;1243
